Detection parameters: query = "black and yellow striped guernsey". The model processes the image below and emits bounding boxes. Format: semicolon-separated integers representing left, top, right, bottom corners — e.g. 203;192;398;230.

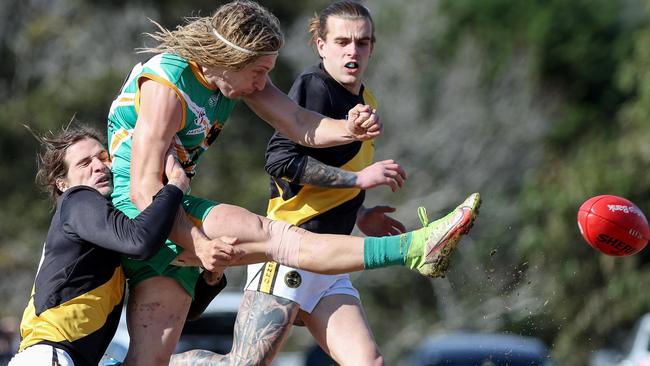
264;63;377;234
18;185;182;366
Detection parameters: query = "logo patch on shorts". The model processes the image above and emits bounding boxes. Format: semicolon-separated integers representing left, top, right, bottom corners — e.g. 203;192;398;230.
284;271;302;288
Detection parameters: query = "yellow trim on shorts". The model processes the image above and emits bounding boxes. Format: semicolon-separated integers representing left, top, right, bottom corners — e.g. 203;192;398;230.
259;262;279;294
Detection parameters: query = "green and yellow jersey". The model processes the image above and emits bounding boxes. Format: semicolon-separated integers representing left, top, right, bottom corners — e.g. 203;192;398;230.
108;53;238;205
106;53;237;284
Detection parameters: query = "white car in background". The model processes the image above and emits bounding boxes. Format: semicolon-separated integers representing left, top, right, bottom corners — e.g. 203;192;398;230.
618;313;650;366
591;313;650;366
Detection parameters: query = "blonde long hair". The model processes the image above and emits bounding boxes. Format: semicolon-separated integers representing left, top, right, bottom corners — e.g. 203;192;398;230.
140;0;284;70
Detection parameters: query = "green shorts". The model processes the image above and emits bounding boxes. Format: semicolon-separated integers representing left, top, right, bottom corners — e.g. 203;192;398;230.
114;195;218;298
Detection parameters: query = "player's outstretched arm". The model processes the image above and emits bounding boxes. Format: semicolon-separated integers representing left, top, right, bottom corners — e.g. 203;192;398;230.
295;156;406;191
264;121;403;191
243;79;381;147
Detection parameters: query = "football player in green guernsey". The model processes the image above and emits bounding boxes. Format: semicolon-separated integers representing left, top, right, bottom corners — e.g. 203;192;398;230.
107;1;481;365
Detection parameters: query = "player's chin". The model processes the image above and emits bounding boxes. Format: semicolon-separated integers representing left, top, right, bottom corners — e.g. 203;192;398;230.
95;183;114;197
99;187;114;198
231;89;256;99
340;75;359;86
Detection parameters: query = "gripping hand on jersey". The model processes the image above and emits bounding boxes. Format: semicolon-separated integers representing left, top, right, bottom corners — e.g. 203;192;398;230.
164;147;190;194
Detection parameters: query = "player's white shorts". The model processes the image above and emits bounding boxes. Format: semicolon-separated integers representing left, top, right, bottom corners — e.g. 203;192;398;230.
9;344;75;366
245;262;360;313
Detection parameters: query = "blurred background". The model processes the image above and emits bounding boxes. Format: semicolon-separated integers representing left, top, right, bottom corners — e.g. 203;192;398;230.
1;0;650;364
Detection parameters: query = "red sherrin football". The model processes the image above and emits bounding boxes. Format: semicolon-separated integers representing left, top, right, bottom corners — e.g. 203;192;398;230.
577;195;650;256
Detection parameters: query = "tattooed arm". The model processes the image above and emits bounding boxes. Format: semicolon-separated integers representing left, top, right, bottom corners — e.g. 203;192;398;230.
297;156;356;187
296;155;406;192
169;291;300;366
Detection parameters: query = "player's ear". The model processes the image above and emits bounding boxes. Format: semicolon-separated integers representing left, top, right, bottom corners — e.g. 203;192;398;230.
316;37;326;58
55;177;69;193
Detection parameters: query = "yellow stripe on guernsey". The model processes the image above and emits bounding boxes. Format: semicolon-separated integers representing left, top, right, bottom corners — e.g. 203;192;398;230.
135;73;188;131
267;88;378;226
109;128;132;160
18;267;125;351
362;88;378;110
137;55;187;130
108;60;143;117
189;61;216;91
267;139;374;226
108;94;135;116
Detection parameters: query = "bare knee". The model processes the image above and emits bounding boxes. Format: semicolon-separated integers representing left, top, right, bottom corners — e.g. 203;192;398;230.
334;353;384;366
204;204;270;242
332;350;384;366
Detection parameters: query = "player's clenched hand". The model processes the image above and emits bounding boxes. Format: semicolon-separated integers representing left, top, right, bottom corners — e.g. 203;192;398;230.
346;104;382;140
356;159;407;192
196;236;244;271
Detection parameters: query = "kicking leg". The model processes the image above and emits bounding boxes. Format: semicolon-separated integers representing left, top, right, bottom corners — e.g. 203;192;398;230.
301;294;383;366
200;193;480;278
124;276;191;366
169;290;299;366
201;204;365;272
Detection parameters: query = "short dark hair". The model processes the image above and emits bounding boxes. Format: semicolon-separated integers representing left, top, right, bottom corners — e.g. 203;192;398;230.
25;121;105;205
308;1;375;46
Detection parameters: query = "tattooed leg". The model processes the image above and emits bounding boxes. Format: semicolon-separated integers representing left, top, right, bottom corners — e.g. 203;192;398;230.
169;290;300;366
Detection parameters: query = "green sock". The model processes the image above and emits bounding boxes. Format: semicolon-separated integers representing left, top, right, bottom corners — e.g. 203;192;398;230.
363;232;413;269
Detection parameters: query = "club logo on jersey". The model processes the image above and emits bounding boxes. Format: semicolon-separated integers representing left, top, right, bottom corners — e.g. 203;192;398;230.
208;94;220;107
284;271;302;288
187;108;209;135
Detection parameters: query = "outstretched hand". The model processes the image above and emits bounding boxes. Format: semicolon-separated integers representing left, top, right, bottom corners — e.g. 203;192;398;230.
357;205;407;237
356;159;407;192
346;104;382;140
